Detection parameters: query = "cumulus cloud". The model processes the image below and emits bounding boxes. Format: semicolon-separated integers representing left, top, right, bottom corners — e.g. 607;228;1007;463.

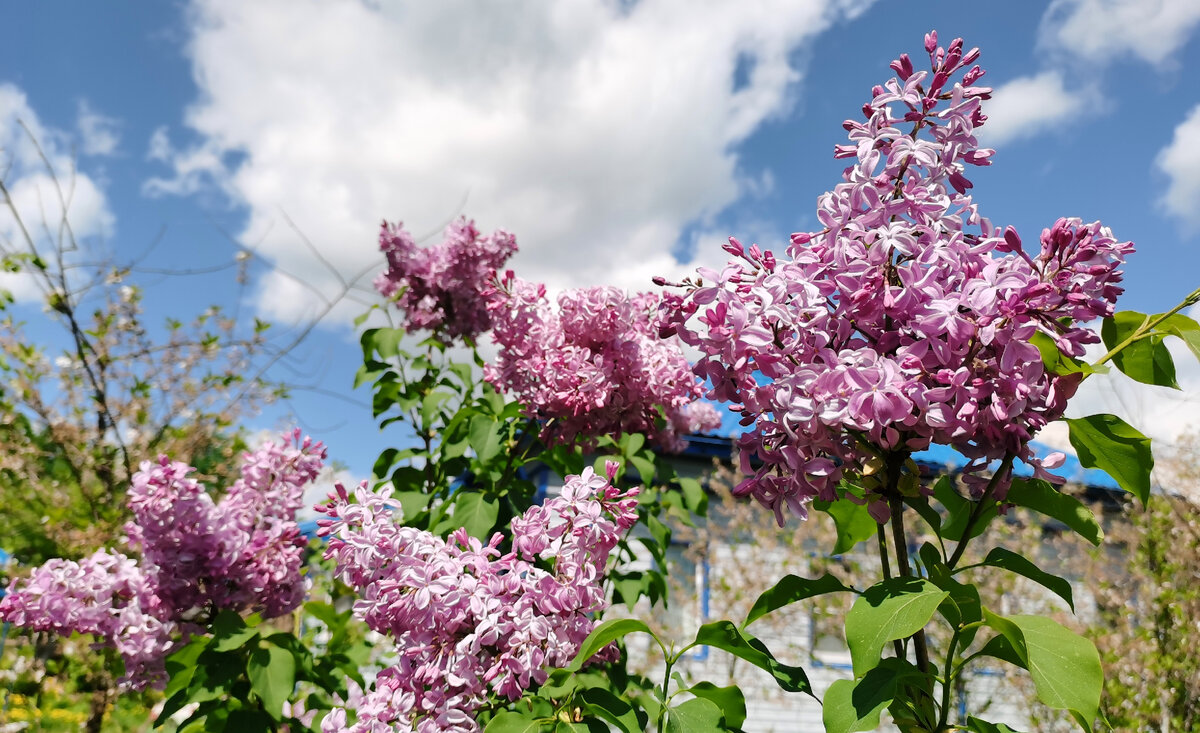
76;100;120;156
0;84;115;302
1039;0;1200;67
1155;103;1200;231
151;0;873;323
976;71;1097;148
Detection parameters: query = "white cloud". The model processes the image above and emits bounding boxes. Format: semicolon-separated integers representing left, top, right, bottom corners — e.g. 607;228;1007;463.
1040;0;1200;67
0;84;115;302
1156;103;1200;230
152;0;873;323
76;100;120;156
976;71;1097;147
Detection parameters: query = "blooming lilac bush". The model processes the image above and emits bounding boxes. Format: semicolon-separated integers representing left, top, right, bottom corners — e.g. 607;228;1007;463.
0;430;326;689
315;465;639;733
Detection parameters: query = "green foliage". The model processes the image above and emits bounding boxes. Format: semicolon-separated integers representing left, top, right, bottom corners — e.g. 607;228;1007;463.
1064;414;1153;505
845;578;947;676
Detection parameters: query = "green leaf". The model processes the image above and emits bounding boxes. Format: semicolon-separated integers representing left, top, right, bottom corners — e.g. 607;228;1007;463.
370;327;405;360
845;578;948;676
420;390;453;429
677;477;708;516
247;641;297;721
812;495;877;554
629;455;657;483
1006;478;1104;545
1031;331;1106;377
469;414;505;465
209;609;259;652
1159;312;1200;363
666;697;725;733
974;632;1026;669
223;709;275;732
744;572;853;627
934;476;996;542
1065;413;1153;505
451;492;500;539
822;658;919;733
685;683;746;730
691;621;812;694
620;432;646;458
579;687;644;733
978;547;1074;611
393;489;433;520
919;544;981;642
966;717;1024;733
485;711;545;733
984;613;1101;731
162;637;209;701
567;618;653;672
1102;311;1179;388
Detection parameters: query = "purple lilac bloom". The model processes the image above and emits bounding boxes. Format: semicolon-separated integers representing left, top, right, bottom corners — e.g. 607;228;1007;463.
375;217;518;342
315;464;640;733
0;430;327;688
484;274;722;451
660;33;1132;524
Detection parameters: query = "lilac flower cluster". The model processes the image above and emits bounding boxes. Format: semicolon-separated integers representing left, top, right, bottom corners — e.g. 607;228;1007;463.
484;273;722;451
316;465;640;733
660;33;1132;524
0;430;326;688
0;550;171;688
375;217;518;342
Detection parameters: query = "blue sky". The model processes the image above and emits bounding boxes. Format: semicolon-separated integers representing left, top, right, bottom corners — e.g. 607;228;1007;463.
4;0;1200;480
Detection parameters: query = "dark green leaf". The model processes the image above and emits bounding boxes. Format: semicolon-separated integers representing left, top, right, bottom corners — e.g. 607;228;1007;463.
691;621;812;695
743;572;853;627
845;578;948;676
1065;414;1153;505
247;641;296;721
966;717;1025;733
666;697;725;733
935;476;996;542
162;637;209;702
1101;311;1178;388
568;619;652;672
686;683;746;730
978;547;1074;611
579;687;644;733
823;658;920;733
1006;478;1104;545
209;609;259;652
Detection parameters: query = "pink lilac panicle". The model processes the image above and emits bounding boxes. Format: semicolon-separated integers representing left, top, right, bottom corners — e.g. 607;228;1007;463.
660;33;1132;524
315;464;639;733
0;430;327;689
484;273;721;451
375;217;517;342
0;550;173;689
